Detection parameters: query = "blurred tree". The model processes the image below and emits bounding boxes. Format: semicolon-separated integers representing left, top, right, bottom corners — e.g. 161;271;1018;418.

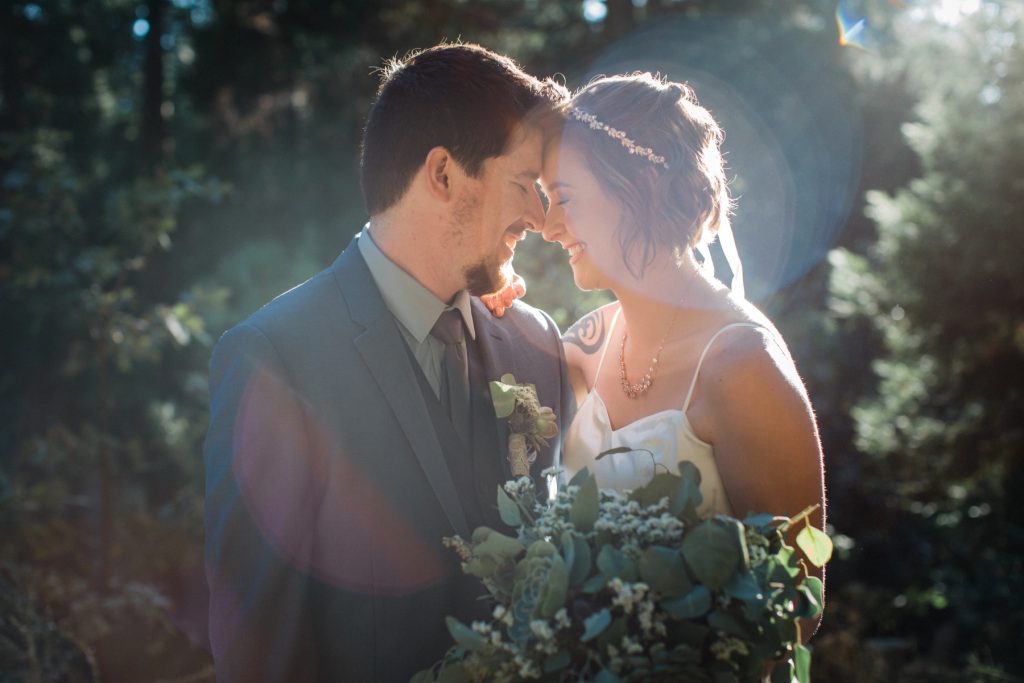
1;1;224;679
826;2;1024;677
6;0;1015;679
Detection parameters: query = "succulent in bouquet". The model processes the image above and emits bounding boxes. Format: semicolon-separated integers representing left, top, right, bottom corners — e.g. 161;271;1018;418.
415;459;831;683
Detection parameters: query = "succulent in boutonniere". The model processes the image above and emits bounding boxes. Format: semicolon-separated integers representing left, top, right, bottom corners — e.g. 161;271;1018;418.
416;458;833;683
489;373;558;478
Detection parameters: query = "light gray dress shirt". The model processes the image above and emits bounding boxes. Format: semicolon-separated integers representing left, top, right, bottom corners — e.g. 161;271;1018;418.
357;227;475;399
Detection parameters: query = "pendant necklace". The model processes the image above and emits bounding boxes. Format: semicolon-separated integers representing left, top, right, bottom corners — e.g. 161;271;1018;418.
618;307;681;400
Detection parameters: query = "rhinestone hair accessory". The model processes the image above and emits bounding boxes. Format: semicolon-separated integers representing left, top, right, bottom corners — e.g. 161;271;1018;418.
570;107;669;169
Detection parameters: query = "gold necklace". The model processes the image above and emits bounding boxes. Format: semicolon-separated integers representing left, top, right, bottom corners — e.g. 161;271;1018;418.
618;310;679;400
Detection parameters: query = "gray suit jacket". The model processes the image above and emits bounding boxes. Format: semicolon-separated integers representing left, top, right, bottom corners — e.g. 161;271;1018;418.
204;235;575;681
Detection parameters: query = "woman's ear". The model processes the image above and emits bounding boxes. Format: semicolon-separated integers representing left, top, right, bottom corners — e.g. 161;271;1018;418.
424;146;455;202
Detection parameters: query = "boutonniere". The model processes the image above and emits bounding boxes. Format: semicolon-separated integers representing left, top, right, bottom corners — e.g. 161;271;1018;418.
489;373;558;477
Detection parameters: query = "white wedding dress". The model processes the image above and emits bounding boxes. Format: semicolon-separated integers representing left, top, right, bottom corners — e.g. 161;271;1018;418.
563;307;767;517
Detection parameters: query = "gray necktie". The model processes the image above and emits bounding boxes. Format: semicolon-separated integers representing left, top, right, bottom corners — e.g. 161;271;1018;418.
431;308;471;444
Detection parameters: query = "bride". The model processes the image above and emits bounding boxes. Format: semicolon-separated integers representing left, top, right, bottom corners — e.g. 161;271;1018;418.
536;72;825;607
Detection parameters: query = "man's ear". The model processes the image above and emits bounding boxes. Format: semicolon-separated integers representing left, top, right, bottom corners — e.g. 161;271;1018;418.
424;146;457;202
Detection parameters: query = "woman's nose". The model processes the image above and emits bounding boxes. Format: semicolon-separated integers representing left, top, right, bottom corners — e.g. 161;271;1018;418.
522;185;546;233
541;205;563;243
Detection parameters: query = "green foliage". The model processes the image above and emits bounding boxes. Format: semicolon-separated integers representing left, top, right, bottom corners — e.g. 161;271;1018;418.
0;572;98;682
795;525;834;568
5;0;1019;679
824;3;1024;677
424;468;829;682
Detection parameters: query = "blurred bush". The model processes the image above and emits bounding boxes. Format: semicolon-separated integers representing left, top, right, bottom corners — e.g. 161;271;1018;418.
2;0;1021;680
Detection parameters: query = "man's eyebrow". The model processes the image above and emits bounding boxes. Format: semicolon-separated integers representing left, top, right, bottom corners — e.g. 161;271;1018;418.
515;169;540;180
546;181;573;191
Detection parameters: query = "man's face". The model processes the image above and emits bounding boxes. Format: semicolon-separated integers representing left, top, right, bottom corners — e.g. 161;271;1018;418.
450;127;545;296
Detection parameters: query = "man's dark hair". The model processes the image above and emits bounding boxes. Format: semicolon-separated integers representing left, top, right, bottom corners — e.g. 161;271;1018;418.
360;43;563;216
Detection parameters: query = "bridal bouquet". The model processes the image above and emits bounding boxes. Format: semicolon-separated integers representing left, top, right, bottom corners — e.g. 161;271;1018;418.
414;462;830;683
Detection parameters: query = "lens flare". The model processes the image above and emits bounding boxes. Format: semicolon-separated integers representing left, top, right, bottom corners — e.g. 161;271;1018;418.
572;16;862;300
836;5;869;49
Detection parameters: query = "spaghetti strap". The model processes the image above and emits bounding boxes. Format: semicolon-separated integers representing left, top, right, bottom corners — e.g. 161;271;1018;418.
594;305;622;379
681;323;763;412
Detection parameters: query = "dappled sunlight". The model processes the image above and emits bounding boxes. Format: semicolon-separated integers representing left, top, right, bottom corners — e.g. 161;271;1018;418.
6;0;1023;679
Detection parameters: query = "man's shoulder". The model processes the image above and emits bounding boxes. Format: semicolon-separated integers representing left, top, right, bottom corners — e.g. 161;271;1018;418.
221;259;351;352
491;299;560;339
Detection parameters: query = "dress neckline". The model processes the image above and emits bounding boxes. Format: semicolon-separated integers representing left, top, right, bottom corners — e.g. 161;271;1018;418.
582;389;712;448
585;304;765;445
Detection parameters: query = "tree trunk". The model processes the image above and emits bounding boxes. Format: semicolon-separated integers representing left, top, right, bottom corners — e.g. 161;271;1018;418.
139;0;165;172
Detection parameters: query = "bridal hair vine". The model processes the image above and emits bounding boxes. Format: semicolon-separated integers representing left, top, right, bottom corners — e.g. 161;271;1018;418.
569;108;669;169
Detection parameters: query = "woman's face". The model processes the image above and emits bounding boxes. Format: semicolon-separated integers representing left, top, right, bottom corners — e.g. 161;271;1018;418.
540;141;628;291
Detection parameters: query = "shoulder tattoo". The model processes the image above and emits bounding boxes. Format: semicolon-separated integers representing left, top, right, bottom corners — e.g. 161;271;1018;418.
563;311;606;355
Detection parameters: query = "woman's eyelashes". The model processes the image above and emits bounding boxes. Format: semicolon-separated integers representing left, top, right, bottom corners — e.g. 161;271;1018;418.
539;186;569;210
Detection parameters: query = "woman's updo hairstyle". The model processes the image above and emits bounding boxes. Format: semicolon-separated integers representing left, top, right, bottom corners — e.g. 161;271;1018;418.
561;73;733;278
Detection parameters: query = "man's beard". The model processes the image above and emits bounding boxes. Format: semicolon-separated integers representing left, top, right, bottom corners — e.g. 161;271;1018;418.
464;256;511;297
451;192;512;296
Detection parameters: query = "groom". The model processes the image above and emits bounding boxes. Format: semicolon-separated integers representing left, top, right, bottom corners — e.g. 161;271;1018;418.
203;44;574;681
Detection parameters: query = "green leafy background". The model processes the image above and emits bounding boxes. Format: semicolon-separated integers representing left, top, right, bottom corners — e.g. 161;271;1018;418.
2;0;1021;680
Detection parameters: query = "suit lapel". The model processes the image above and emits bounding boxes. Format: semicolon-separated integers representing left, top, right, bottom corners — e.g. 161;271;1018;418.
470;299;520;479
332;237;470;538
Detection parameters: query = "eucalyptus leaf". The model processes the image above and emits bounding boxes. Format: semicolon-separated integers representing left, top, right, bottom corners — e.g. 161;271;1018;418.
795;525;833;567
661;585;711;619
445;617;487;653
581;573;607;594
537;555;569;618
596;544;637;581
581;608;612;642
796;576;824;619
496;485;522;527
793;643;811;683
774;546;802;579
560;531;575;573
568;466;590;488
675;461;704;518
568;534;592;587
743;512;780;528
707;609;754;639
542;650;570;673
569;474;599;533
596;615;628;652
489;380;517;418
681;519;741;590
725;569;764;602
593;669;623;683
639;546;692;597
631;472;681;508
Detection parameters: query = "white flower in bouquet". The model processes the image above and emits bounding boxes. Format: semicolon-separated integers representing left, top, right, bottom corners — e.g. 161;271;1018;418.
417;458;832;683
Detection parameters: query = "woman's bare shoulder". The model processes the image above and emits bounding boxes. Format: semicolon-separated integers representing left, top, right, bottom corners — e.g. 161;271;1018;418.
562;301;619;360
562;302;619;395
701;314;809;416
